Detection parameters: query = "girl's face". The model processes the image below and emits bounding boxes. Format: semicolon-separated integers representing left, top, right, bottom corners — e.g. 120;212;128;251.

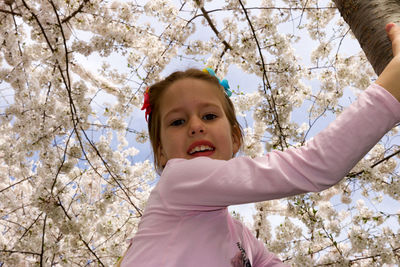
157;78;240;167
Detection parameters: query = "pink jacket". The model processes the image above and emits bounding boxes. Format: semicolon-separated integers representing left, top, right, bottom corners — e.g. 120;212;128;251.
121;84;400;267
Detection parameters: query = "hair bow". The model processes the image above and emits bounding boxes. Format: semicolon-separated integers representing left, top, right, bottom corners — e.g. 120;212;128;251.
141;87;151;122
202;67;232;97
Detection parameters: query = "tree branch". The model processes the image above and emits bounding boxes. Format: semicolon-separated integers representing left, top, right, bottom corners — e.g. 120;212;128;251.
348;148;400;178
0;8;20;16
39;214;47;266
0;249;40;256
0;176;31;193
19;212;44;241
61;0;90;24
238;0;288;149
79;234;105;267
21;0;55;52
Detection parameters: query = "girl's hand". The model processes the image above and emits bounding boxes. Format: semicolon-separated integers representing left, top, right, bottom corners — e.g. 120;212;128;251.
376;23;400;101
386;23;400;57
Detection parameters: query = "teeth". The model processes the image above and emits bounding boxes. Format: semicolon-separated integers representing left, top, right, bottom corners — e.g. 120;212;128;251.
189;145;214;154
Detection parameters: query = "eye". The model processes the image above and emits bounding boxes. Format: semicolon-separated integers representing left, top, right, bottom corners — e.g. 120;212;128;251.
170;119;185;126
203;113;217;121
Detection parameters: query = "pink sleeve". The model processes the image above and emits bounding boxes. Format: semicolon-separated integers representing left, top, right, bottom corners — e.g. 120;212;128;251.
158;84;400;211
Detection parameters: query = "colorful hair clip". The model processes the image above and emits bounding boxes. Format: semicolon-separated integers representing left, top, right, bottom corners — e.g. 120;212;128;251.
202;67;232;97
141;87;151;122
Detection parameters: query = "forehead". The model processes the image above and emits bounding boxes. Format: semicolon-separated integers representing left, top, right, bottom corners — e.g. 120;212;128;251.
160;78;226;113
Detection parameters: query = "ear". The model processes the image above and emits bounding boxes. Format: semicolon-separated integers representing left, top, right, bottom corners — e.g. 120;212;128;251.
157;143;168;168
231;126;241;155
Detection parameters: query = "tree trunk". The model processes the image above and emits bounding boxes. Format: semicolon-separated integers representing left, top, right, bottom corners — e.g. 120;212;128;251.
334;0;400;75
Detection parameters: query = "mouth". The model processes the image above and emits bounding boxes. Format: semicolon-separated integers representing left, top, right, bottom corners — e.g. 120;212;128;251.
187;140;215;156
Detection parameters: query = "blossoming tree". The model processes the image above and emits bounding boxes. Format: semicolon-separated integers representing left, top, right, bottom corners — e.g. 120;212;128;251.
0;0;399;266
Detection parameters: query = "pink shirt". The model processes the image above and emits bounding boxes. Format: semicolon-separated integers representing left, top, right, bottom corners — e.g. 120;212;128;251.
122;84;400;267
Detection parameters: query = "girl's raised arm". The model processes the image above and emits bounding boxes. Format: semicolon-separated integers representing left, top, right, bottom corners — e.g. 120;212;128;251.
156;23;400;210
155;24;400;212
376;23;400;101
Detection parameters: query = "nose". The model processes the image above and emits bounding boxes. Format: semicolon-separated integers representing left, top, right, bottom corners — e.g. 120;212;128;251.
188;116;205;136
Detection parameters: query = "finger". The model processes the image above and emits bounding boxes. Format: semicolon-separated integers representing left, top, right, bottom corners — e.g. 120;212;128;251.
386;23;400;57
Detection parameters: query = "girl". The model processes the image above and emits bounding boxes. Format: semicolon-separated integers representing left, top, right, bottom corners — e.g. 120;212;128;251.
119;24;400;266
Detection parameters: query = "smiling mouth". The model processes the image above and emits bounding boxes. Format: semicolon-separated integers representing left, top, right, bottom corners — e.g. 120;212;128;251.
187;141;215;156
188;145;215;155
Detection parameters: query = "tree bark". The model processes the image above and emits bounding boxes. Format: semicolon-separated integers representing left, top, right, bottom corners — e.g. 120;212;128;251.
334;0;400;75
